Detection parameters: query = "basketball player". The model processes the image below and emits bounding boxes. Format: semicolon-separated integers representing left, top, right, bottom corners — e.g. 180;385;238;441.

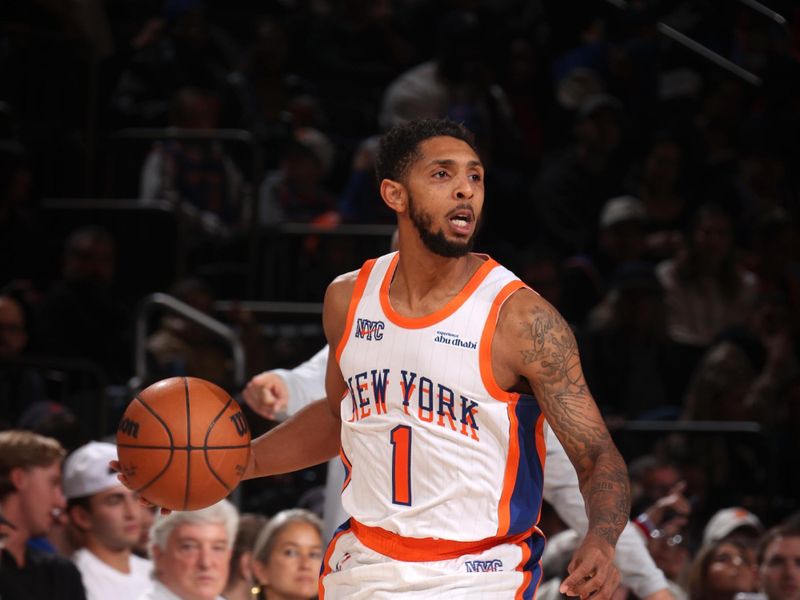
241;119;631;598
244;345;674;600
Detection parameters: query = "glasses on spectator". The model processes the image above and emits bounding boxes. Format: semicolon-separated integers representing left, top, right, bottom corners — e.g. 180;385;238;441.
650;529;686;547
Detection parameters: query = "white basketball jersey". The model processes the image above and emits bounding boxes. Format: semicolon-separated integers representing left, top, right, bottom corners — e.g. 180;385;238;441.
336;252;547;543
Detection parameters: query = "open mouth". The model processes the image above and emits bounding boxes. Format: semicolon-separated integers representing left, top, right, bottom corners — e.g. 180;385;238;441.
448;208;474;232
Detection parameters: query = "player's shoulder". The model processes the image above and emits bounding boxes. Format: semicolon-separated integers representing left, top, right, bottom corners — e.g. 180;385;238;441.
325;267;361;306
498;285;550;321
495;286;572;343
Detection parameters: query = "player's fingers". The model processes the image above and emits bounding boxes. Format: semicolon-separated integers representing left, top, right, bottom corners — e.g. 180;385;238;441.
561;561;596;596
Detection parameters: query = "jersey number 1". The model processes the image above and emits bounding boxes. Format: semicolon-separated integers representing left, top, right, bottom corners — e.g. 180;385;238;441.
390;425;412;505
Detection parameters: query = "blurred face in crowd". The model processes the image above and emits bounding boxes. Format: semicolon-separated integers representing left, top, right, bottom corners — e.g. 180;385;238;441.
253;521;323;600
760;535;800;600
707;541;758;598
135;504;157;557
64;234;115;285
648;525;690;581
691;209;733;269
13;461;67;538
153;522;231;600
0;295;27;359
70;486;142;552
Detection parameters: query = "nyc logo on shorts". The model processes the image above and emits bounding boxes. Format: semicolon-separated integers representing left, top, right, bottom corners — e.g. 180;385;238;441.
465;559;503;572
355;317;385;341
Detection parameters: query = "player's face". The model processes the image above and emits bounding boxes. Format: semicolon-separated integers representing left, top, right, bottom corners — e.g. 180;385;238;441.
760;536;800;600
154;522;231;600
85;486;142;551
404;136;484;258
254;522;323;600
17;462;66;537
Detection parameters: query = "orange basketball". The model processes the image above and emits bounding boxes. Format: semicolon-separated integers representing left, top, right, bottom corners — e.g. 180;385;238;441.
116;376;251;511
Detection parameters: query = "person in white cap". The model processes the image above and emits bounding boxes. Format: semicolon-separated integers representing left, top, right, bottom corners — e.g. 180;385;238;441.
64;441;152;600
703;507;765;548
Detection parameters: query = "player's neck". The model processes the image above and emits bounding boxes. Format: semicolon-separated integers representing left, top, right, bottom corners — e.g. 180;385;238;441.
86;536;133;573
392;244;479;316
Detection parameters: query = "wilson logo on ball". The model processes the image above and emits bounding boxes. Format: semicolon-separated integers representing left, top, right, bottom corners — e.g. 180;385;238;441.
230;411;249;436
118;417;140;439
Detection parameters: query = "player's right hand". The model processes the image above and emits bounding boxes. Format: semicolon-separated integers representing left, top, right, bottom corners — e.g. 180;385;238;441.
109;460;172;515
242;371;289;420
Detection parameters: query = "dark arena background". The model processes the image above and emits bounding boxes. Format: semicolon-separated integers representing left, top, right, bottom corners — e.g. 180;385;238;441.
1;0;799;580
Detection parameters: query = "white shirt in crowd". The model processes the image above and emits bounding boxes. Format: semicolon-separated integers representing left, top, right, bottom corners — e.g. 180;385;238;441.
73;548;152;600
136;580;225;600
273;345;670;599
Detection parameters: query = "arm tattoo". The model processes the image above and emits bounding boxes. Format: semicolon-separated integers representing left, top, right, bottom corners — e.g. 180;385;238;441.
519;301;631;546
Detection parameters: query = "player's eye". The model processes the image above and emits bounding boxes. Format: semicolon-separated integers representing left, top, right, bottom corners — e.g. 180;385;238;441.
433;170;448;178
468;173;482;182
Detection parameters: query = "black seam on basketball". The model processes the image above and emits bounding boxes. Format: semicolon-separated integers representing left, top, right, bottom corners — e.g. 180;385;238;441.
118;443;250;450
131;396;175;496
203;394;235;492
183;377;191;511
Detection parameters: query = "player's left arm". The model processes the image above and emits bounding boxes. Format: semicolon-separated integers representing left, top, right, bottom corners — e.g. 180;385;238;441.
496;289;630;599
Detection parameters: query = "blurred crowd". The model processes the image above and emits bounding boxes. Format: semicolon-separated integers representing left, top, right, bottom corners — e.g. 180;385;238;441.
1;0;800;597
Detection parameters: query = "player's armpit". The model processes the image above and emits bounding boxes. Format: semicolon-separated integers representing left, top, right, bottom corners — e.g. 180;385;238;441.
496;291;630;548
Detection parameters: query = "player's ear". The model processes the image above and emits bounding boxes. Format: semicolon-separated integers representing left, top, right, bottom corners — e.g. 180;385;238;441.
380;179;407;214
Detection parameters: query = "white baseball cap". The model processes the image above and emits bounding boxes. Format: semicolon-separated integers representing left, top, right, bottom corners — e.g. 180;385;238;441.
62;441;121;500
702;507;764;546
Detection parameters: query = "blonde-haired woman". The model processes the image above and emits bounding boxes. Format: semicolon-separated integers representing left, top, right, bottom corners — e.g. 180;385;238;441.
252;509;324;600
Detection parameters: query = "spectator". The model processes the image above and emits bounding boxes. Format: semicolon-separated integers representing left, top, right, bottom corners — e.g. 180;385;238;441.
222;512;268;600
140;87;246;232
688;537;758;600
532;93;627;257
579;261;680;419
257;127;337;226
0;430;86;599
756;523;800;600
625;135;690;260
134;505;157;559
110;1;240;128
0;293;49;426
35;226;132;384
139;500;238;600
703;508;765;549
250;509;323;600
681;293;798;426
561;195;649;326
656;203;759;350
628;455;684;516
63;442;152;600
146;277;232;387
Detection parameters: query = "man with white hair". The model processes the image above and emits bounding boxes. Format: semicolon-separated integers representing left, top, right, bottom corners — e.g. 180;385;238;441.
138;500;238;600
64;441;152;600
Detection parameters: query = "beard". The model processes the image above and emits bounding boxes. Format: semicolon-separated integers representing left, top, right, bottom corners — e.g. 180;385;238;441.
408;194;480;258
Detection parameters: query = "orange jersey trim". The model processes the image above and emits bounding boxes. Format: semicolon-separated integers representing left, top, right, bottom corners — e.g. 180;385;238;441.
319;526;351;600
478;279;528;401
515;538;533;599
335;258;377;363
349;519;536;562
379;253;499;329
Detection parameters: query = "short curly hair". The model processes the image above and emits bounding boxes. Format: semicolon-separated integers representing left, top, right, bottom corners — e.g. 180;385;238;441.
375;119;478;183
